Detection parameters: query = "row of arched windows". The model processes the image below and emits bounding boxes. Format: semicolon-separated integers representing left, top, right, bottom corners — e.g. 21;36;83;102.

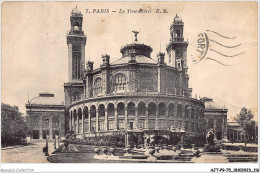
113;73;127;91
93;73;157;96
70;102;204;133
93;73;128;96
70;102;203;120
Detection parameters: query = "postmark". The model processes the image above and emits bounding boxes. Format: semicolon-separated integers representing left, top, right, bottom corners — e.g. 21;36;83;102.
193;30;243;66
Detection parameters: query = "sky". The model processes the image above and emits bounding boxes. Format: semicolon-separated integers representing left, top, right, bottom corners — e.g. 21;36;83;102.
1;1;258;121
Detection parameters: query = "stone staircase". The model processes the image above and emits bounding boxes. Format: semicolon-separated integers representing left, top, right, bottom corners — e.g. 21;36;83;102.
224;153;258;162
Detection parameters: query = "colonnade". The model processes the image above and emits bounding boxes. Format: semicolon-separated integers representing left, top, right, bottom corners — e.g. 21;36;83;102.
69;101;204;135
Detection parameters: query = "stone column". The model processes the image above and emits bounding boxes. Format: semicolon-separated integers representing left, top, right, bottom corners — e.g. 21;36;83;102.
222;116;225;139
165;106;169;128
224;116;228;139
68;114;71;132
82;109;85;134
70;114;74;131
39;117;43;139
88;112;91;132
49;117;53;139
70;114;72;132
233;132;235;141
74;116;76;133
114;108;118;130
214;119;217;140
104;108;108;131
206;119;209;133
155;106;159;129
124;107;128;129
237;131;239;141
134;107;138;129
74;113;77;133
77;114;79;134
96;109;99;132
145;106;149;129
59;117;62;138
174;105;178;118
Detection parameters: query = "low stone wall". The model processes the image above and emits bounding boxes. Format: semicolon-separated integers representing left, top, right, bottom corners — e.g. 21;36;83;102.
223;144;258;152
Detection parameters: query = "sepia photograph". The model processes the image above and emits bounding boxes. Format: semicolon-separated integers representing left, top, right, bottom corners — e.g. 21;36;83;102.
1;1;259;172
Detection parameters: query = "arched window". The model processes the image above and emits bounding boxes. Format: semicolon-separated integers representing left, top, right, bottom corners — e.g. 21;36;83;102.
94;77;102;96
113;74;127;92
168;103;175;117
83;107;88;119
90;105;96;118
73;22;79;31
117;102;125;116
138;102;146;116
33;117;38;127
73;92;81;101
52;118;59;128
98;104;105;117
176;29;181;37
177;104;183;117
108;103;115;117
159;103;166;116
78;108;82;120
43;116;49;127
148;102;156;117
74;26;79;30
127;102;135;116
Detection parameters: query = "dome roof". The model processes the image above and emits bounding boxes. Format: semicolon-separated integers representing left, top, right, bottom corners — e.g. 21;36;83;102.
174;14;183;23
30;93;64;105
203;98;226;110
111;55;157;65
120;43;153;58
71;6;82;16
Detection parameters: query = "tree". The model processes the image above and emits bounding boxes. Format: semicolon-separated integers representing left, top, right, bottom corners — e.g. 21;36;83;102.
236;107;256;142
1;103;29;146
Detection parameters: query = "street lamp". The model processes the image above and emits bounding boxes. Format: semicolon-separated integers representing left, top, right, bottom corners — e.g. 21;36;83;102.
45;117;49;156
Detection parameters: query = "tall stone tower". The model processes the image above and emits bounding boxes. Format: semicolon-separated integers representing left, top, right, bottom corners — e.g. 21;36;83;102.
67;6;87;81
166;14;188;70
166;14;189;96
64;7;87;133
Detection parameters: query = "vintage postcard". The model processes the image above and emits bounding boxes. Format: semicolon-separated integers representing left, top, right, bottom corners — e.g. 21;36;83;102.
1;1;259;172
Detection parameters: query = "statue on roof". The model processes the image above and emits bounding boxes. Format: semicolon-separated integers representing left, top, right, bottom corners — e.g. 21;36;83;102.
132;30;139;43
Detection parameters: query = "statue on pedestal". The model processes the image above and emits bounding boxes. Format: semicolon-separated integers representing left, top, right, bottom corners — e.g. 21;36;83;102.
206;129;215;147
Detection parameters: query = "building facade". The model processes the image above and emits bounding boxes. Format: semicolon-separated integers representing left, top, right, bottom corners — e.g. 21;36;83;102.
227;122;247;143
25;93;66;139
202;97;228;141
64;7;205;139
